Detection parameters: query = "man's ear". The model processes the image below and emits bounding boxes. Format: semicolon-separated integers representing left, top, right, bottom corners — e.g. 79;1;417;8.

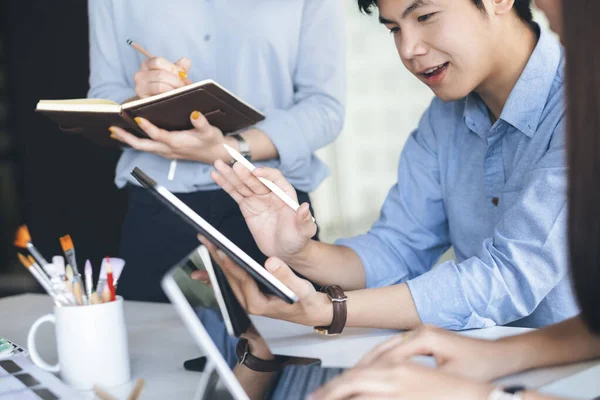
489;0;516;16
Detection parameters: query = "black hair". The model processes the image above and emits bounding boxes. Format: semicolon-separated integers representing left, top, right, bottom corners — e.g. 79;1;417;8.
564;0;600;335
356;0;534;26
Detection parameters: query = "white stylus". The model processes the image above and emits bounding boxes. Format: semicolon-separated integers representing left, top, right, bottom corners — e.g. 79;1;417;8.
223;144;316;223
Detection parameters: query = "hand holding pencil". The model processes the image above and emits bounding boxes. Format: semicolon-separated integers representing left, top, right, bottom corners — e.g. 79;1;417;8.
127;39;192;99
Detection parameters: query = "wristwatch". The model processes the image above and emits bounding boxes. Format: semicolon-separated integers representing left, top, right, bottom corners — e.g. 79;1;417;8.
314;285;348;335
488;386;526;400
235;338;289;372
229;133;251;162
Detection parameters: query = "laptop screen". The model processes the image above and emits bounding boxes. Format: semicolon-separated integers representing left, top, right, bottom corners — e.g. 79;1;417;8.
162;246;253;399
168;246;250;339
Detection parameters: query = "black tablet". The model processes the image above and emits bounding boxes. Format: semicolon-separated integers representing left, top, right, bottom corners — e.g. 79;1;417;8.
131;167;298;304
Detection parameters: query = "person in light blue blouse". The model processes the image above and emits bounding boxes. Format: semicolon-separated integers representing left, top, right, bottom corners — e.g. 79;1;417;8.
197;0;578;335
87;0;346;303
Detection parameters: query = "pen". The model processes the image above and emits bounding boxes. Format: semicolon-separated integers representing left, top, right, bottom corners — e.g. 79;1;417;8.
126;38;189;182
223;144;316;223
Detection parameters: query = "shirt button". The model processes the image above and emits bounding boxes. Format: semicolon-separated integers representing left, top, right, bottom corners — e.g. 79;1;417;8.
492;197;499;206
204;34;211;42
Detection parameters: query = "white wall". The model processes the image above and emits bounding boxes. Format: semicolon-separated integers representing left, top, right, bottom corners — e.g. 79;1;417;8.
312;2;551;245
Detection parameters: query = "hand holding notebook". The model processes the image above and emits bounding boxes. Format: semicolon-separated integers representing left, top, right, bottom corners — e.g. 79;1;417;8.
36;79;264;147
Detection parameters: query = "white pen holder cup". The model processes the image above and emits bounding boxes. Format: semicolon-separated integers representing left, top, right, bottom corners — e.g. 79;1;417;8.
27;296;131;390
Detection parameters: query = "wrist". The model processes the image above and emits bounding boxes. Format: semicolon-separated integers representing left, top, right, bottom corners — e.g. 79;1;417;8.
221;136;238;163
247;340;275;361
493;336;535;377
304;292;334;327
281;239;317;268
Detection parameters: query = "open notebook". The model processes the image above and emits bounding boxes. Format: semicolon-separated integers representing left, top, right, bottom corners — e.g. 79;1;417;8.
36;80;265;146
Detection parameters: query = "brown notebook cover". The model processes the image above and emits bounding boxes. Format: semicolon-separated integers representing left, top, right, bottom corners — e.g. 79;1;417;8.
35;80;265;146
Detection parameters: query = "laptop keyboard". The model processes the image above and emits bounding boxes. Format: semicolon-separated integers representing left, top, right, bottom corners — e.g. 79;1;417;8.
270;364;345;400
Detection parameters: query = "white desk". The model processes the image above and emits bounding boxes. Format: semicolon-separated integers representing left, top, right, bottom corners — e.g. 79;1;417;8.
2;294;599;399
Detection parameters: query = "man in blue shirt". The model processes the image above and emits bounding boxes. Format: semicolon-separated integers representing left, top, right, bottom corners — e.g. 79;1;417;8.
201;0;577;333
88;0;345;302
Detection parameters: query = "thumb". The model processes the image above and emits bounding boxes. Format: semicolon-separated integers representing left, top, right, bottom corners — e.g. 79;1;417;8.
265;257;314;301
174;57;192;72
297;202;317;239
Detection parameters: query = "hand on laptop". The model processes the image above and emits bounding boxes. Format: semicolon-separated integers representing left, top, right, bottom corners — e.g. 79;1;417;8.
211;160;317;261
356;325;512;382
309;360;494;400
197;234;332;327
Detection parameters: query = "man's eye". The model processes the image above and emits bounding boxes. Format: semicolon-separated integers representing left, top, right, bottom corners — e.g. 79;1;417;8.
418;12;436;22
388;27;400;35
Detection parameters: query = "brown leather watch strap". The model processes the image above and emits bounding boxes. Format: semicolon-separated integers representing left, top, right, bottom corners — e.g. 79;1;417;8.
235;338;289;372
314;285;347;335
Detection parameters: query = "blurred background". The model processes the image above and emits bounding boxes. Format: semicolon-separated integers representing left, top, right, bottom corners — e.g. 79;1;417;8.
0;1;549;298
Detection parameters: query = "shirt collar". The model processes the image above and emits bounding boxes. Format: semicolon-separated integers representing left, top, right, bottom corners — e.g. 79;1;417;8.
464;25;563;139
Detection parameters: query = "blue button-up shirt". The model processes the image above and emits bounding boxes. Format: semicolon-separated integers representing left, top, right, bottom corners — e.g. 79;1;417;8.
337;27;577;330
87;0;345;193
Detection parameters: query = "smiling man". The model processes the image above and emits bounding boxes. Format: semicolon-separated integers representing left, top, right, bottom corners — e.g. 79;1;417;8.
204;0;577;335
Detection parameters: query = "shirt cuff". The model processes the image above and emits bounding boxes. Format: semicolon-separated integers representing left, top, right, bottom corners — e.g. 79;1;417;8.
254;109;312;174
406;261;493;330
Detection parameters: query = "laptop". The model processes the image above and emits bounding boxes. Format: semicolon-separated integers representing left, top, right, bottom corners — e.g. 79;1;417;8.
162;246;345;400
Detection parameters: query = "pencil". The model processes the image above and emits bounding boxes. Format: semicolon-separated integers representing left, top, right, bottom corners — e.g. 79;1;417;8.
126;39;153;59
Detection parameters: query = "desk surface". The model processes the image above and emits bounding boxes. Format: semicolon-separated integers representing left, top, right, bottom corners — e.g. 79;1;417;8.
2;294;599;399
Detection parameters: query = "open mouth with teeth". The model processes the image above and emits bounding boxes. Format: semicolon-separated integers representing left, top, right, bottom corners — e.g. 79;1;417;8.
421;62;449;80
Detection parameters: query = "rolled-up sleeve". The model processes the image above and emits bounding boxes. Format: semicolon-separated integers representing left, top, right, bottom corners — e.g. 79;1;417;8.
255;0;346;181
87;0;135;103
336;104;451;289
407;121;568;330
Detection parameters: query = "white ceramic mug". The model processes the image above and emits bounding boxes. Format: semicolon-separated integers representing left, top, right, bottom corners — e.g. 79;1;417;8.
27;296;131;389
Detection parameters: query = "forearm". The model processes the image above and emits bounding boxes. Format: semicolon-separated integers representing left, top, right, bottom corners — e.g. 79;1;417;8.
308;283;422;330
494;316;600;377
285;241;367;290
233;365;276;400
238;128;278;161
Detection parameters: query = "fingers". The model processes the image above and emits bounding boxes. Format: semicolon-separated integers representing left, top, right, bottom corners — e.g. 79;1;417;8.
213;159;255;198
310;368;396;400
189;110;214;134
190;270;210;286
296;202;317;238
231;162;271;196
135;56;188;97
142;56;187;77
252;167;298;200
109;126;172;155
357;333;409;367
131;117;171;143
361;326;442;368
264;257;315;301
174;57;192;72
210;169;244;204
174;57;193;85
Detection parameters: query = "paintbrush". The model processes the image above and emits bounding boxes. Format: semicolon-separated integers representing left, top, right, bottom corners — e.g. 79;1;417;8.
14;225;50;268
59;235;80;276
18;254;68;306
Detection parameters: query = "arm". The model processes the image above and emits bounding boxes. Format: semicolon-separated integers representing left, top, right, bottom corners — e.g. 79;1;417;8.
404;120;568;330
210;101;449;293
497;316;600;375
87;0;135;103
233;331;278;400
